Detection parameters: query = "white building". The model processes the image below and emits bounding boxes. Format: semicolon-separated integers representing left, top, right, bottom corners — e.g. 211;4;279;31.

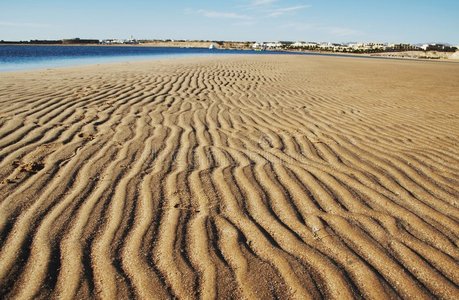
291;41;318;48
265;42;283;49
420;44;430;50
252;42;265;49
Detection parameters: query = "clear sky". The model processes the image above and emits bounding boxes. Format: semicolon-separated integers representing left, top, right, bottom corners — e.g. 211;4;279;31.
1;0;458;44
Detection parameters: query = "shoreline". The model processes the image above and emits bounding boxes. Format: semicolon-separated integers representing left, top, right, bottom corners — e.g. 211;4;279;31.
0;54;227;74
0;53;213;73
2;48;458;74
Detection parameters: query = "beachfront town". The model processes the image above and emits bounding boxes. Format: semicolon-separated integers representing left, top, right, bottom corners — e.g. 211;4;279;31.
251;41;457;53
98;39;459;53
1;38;457;54
98;38;458;53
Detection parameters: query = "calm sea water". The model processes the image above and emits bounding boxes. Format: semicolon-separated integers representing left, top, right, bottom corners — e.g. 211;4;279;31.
0;45;289;72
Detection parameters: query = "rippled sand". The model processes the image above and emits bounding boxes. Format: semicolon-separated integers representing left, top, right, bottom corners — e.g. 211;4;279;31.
0;55;458;299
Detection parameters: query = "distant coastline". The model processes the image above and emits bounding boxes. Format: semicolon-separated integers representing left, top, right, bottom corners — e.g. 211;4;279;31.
2;43;458;62
2;38;458;61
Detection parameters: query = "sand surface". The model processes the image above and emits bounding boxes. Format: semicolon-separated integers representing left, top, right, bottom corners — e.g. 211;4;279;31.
0;55;458;299
370;51;459;60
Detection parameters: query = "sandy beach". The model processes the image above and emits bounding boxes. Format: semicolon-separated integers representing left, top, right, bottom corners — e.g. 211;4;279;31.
0;55;458;299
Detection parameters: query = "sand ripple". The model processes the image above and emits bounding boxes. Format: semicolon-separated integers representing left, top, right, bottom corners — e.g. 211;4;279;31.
0;56;458;299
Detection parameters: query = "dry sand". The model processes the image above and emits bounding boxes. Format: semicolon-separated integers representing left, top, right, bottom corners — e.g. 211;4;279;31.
370;51;459;60
0;55;458;299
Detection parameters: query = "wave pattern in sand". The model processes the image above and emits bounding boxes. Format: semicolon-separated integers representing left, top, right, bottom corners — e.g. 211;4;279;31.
0;56;458;299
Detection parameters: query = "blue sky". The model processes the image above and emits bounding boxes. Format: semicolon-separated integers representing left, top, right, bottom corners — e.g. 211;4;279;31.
1;0;458;44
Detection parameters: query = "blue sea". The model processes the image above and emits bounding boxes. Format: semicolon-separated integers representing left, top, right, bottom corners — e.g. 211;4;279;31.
0;45;290;72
